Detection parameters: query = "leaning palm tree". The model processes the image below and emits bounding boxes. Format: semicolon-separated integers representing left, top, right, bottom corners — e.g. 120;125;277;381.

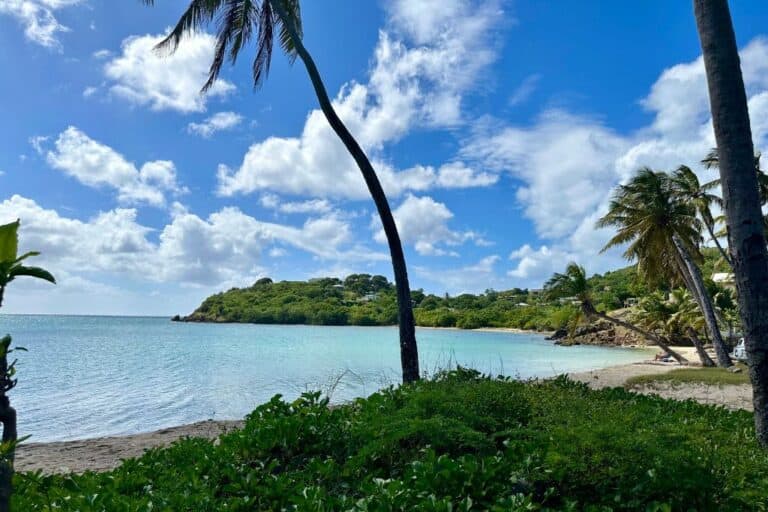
142;0;420;382
597;168;732;367
544;263;687;363
0;220;55;511
694;0;768;447
672;165;731;266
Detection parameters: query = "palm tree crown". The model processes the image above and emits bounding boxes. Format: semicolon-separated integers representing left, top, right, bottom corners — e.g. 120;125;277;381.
141;0;302;91
597;168;703;286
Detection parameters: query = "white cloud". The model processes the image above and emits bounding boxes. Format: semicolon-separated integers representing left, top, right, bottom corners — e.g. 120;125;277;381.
45;126;186;207
372;194;481;256
92;49;112;59
187;111;244;138
104;32;235;113
217;0;504;200
82;86;98;98
508;74;541;106
0;0;83;50
473;37;768;289
0;196;385;294
259;193;334;214
416;255;502;295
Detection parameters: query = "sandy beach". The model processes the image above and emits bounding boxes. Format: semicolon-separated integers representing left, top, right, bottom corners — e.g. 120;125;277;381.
15;345;754;475
568;345;753;411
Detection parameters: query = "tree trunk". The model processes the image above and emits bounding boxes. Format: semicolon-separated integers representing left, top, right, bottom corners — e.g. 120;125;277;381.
0;397;15;512
686;327;717;367
704;218;733;268
672;235;732;366
694;0;768;446
582;303;688;364
272;2;419;382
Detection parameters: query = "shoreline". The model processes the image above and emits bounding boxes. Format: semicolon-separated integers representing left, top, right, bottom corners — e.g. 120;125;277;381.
16;345;690;475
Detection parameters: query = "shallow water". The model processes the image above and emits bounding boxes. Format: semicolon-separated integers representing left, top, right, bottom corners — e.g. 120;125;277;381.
0;315;651;442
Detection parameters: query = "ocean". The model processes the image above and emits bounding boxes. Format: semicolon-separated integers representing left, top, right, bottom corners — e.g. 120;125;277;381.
0;315;651;442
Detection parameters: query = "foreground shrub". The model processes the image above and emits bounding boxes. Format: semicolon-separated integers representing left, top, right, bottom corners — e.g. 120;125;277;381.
15;370;768;510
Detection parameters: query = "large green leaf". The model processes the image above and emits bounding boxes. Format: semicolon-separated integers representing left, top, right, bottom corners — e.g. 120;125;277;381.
0;220;19;263
9;265;56;284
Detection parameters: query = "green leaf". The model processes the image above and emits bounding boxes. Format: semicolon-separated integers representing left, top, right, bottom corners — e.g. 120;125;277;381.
9;265;56;284
14;251;40;264
0;220;19;263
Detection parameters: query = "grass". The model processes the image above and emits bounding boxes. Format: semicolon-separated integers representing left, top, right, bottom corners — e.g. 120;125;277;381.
626;365;751;387
13;369;768;510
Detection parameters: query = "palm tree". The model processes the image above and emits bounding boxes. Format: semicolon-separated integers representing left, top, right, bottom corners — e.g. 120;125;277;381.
544;263;687;363
702;149;768;239
142;0;420;382
694;0;768;446
672;165;731;266
0;220;55;511
633;289;716;367
597;168;732;367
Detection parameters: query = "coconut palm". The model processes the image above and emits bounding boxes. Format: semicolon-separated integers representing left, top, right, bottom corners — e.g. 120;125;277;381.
672;165;731;266
597;168;732;367
702;149;768;239
544;263;687;363
633;289;716;367
141;0;420;382
0;220;55;511
694;0;768;446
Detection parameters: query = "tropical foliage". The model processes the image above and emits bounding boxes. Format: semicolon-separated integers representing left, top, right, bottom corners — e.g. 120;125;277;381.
14;370;768;510
0;220;55;510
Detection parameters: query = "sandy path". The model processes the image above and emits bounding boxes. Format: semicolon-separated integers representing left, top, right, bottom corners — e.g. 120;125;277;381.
16;420;244;474
568;346;754;411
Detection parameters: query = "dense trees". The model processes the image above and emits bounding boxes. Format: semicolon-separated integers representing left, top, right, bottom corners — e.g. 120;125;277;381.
598;168;732;366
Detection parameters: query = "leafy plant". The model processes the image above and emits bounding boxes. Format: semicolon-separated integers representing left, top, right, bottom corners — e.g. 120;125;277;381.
0;219;55;511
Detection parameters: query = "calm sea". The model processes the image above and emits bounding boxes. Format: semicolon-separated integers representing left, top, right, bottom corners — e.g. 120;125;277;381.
0;315;651;442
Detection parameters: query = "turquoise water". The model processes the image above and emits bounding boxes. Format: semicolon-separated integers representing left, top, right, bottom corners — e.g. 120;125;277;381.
0;315;651;442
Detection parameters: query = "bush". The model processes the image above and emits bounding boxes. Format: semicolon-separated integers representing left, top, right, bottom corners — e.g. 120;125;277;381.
16;371;768;510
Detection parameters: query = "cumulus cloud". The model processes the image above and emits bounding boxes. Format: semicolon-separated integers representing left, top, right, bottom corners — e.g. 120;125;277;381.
187;111;244;138
372;194;482;256
0;195;385;292
0;0;84;50
44;126;186;207
480;37;768;288
104;32;235;113
216;0;505;200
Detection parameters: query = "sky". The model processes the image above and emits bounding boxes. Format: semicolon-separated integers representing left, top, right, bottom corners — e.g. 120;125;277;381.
1;0;768;316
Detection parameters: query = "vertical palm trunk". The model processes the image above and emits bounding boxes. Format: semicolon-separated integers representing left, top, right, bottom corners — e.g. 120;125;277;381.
672;235;732;366
0;334;14;512
581;302;688;364
686;327;717;367
694;0;768;446
273;2;419;382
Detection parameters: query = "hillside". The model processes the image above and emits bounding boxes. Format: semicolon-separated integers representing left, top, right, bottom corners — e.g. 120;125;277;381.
176;266;657;332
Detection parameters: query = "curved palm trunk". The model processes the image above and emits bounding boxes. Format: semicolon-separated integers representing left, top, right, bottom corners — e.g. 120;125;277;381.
273;2;419;382
672;235;732;366
695;0;768;446
581;302;688;364
686;327;717;367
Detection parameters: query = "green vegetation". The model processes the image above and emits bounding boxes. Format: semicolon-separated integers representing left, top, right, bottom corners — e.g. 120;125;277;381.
0;220;55;510
15;370;768;510
626;366;751;387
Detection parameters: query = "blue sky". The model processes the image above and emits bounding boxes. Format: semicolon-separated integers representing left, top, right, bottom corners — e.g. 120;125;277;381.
1;0;768;315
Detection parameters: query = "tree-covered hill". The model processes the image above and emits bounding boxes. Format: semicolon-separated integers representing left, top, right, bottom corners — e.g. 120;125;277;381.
177;264;674;331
